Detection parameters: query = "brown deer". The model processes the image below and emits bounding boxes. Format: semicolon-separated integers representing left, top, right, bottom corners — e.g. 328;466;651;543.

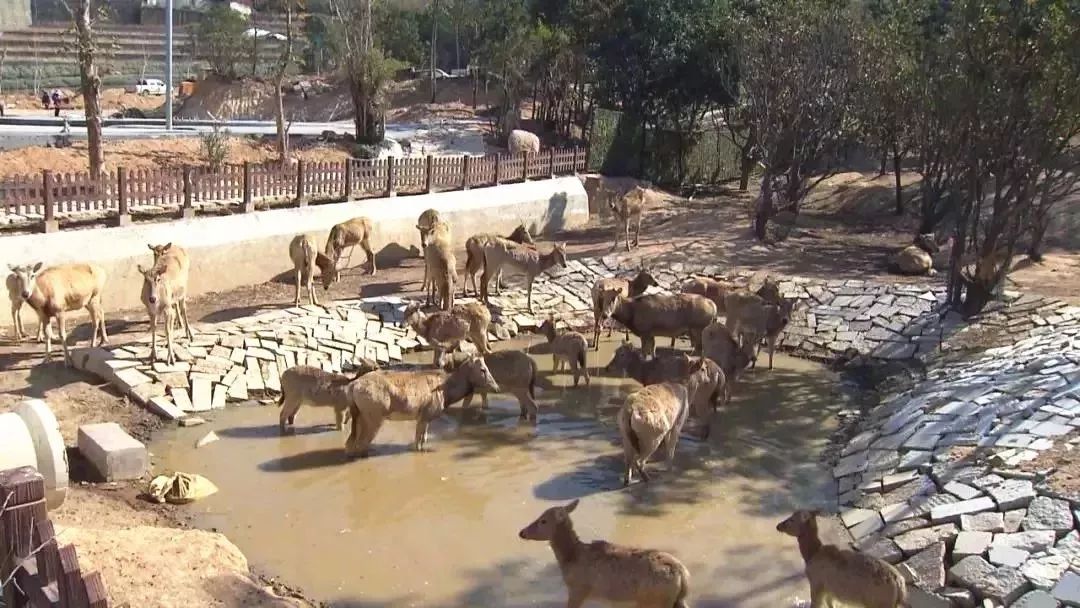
607;293;717;357
591;269;658;349
288;234;338;306
423;219;456;310
481;241;567;311
463;224;534;297
325;217;376;276
538;316;590;387
8;263;108;366
415;208;442;255
277;360;380;433
444;349;539;421
610;186;647;252
777;510;908;608
519;499;690;608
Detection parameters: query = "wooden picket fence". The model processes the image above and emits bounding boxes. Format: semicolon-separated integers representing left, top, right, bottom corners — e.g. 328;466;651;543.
0;147;588;232
0;467;107;608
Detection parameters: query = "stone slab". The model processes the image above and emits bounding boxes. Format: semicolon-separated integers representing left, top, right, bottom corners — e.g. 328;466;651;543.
931;496;996;524
1023;497;1074;534
989;546;1031;568
147;396;184;420
990;479;1038;511
1052;571;1080;606
77;422;148;482
953;531;993;563
994;531;1057;553
962;512;1005;533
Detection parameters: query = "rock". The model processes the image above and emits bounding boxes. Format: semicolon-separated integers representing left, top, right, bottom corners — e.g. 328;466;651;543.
948;556;1031;606
940;587;977;608
908;587;954;608
989;479;1037;511
841;507;879;528
954;531;993;563
191;377;213;412
1023;497;1074;534
931;497;996;524
902;542;946;591
1022;553;1071;590
963;512;1006;533
946;482;983;501
1051;531;1080;565
895;524;959;556
1012;589;1061;607
858;537;903;564
77;423;148;482
850;514;885;539
989;546;1031;568
195;431;219;449
884;517;933;538
994;531;1057;553
147;396;184;421
1006;510;1028;533
1052;571;1080;606
178;417;206;427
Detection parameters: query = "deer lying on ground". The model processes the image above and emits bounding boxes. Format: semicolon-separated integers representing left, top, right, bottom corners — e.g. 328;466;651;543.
8;262;108;366
777;510;908;608
481;240;566;311
277;359;380;433
288;234;338;307
891;233;947;276
610;186;647;252
702;320;756;389
325;216;376;277
423;219;456;310
445;349;539;421
538;316;590;387
138;247;195;365
404;302;469;366
345;355;500;456
604;342;726;438
607;293;717;358
415;208;441;256
519;499;690;608
463;224;534;297
591;269;658;349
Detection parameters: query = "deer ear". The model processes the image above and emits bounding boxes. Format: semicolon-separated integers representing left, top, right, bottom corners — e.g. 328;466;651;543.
31;262;43;273
7;264;17;272
564;499;579;513
148;244;155;251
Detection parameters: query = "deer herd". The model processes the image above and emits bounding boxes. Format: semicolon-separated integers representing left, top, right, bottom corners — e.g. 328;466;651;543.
3;185;909;607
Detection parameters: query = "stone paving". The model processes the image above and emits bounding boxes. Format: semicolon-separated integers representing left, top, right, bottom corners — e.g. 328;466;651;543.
64;252;1080;605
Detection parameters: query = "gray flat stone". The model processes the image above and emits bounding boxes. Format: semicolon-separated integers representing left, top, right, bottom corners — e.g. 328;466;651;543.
147;396;184;421
1013;590;1062;607
989;546;1031;568
895;523;959;556
191;377;213;412
994;531;1057;553
1032;421;1073;437
990;479;1038;510
77;423;148;482
884;517;933;538
949;556;1031;605
834;450;870;477
902;541;946;591
1006;510;1028;533
1023;496;1074;534
1051;531;1080;565
945;481;983;501
962;512;1005;533
953;531;993;562
931;496;996;524
882;470;921;491
841;507;879;528
1052;571;1080;606
857;536;903;564
1022;553;1071;590
907;587;953;608
849;513;885;539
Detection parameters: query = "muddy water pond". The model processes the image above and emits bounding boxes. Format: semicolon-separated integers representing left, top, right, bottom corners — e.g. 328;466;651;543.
151;337;847;607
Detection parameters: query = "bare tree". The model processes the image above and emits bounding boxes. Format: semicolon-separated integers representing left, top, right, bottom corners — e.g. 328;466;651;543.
429;0;439;104
62;0;104;177
330;0;396;144
272;1;299;161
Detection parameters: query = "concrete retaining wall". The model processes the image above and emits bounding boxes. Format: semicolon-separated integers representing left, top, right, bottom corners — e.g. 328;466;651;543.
0;177;588;324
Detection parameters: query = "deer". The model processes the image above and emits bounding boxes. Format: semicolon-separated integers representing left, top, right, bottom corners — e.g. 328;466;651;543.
325;216;376;277
682;276;739;314
8;262;108;366
5;271;37;342
607;293;717;358
423;219;456;310
891;233;949;276
519;499;691;608
277;359;380;433
452;300;492;354
404;303;474;366
288;234;338;307
702;320;756;390
463;224;534;297
725;292;796;369
481;240;567;311
538;316;590;387
617;375;701;486
415;208;442;256
344;355;500;456
777;510;908;608
604;342;726;439
591;269;658;349
610;186;647;252
444;349;539;421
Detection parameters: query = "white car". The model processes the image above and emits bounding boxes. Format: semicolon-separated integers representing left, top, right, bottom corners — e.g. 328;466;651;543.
132;79;167;96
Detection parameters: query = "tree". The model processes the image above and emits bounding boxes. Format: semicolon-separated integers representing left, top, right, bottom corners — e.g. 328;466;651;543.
192;5;250;79
62;0;104;176
329;0;400;144
373;3;424;66
736;0;860;240
270;0;301;161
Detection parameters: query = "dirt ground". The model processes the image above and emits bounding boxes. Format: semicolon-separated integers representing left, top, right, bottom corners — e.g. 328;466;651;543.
1;88;167;114
2;171;1079;606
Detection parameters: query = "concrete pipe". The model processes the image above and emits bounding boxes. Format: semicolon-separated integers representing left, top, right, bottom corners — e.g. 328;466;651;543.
0;399;69;510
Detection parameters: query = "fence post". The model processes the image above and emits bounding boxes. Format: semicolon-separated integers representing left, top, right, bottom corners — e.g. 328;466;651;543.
115;167;131;227
58;543;88;607
549;148;556;178
41;170;58;233
461;155;471;190
385;156;396;197
344;160;354;200
493;154;501;185
242;162;255;213
295;160;307;207
182;167;195;219
583;145;591;173
522;151;530;181
572;148;581;175
1;467;49;607
425;155;434;193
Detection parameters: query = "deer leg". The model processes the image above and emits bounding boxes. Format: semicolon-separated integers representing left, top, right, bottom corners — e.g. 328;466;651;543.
565;589;588;608
362;236;376;275
178;299;194;340
625;219;632;253
294;268;302;306
148;309;159;364
633;214;641;247
413;418;431;452
164;303;176;365
480;259;492;304
333;406;345;431
308;270;320;307
94;296;109;345
526;277;534;312
279;395;301;433
57;312;70;367
11;301;23;342
611;218;621;252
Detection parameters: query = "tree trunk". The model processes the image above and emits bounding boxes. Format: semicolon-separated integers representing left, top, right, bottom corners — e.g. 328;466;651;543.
878;147;888;177
251;10;258;78
1028;217;1047;262
961;270;995;316
274;4;294;162
738;153;755;191
72;0;103;177
754;172;774;241
892;143;903;216
429;0;438;104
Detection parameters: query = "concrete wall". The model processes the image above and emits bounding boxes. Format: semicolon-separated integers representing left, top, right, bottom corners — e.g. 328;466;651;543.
0;177;588;324
0;0;31;28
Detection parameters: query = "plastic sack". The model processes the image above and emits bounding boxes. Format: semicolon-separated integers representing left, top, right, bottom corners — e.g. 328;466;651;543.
147;472;218;504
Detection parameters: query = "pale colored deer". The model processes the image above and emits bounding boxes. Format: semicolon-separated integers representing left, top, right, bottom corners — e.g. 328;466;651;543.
415;208;442;255
618;379;698;486
609;186;647;252
452;300;492;354
5;272;36;342
538;316;590;387
344;355;500;455
519;499;690;608
445;349;539;421
403;303;469;366
288;234;338;306
277;359;380;433
682;276;739;314
607;293;717;357
325;216;376;276
463;224;534;297
591;269;658;349
481;241;567;311
702;320;756;388
777;510;908;608
8;262;108;366
423;219;456;310
725;292;796;369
